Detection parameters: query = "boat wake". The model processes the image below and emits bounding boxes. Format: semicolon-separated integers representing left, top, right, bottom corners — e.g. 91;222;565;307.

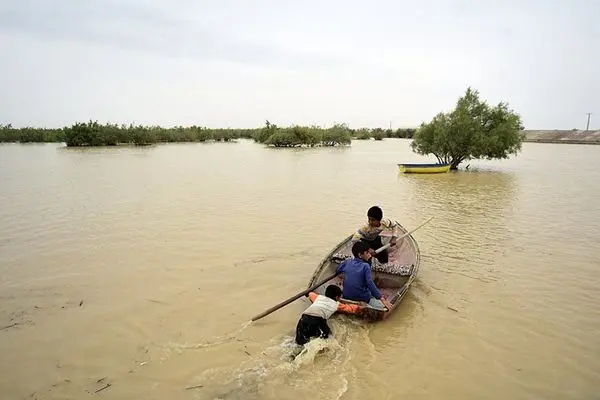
168;321;253;351
191;317;372;400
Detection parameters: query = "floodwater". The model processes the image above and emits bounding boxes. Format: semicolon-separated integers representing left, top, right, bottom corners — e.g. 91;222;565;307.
0;139;599;400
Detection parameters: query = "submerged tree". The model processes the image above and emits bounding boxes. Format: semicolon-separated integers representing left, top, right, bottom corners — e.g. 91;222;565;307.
411;88;524;170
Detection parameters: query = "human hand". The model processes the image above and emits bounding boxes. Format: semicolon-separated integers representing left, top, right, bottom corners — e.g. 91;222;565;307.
382;298;393;310
390;238;397;246
369;248;376;255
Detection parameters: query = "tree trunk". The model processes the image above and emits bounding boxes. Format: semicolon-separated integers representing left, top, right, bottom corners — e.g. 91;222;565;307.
450;159;461;170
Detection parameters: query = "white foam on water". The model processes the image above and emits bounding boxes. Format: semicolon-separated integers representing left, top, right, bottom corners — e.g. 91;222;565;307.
194;316;367;400
335;377;349;400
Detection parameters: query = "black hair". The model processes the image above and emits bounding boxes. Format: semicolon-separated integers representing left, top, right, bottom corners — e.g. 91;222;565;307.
325;284;342;300
351;240;371;257
367;206;383;221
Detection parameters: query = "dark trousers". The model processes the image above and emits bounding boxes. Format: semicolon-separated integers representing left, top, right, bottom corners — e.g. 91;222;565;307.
295;314;331;345
361;236;389;263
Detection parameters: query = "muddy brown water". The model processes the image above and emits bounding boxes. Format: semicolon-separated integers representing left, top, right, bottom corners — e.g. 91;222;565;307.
1;140;599;399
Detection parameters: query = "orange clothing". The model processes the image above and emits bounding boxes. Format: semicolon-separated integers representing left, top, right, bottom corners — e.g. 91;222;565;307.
308;292;362;315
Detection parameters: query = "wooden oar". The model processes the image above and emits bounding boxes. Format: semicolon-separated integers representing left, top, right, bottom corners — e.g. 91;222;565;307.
375;216;434;253
250;271;339;322
250;217;434;322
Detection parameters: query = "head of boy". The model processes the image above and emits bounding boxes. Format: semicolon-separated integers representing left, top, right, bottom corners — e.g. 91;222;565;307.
367;206;383;227
351;240;372;262
325;284;343;301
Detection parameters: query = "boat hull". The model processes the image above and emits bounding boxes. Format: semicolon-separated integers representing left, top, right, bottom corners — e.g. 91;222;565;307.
398;163;451;174
306;224;420;322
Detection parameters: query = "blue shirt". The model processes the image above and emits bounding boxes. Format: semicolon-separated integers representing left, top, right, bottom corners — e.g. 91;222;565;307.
335;257;381;302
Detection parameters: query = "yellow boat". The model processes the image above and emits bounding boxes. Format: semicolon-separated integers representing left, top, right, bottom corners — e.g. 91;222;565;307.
398;163;451;174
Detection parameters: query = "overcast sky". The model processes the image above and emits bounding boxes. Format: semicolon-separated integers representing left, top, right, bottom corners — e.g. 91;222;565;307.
0;0;598;129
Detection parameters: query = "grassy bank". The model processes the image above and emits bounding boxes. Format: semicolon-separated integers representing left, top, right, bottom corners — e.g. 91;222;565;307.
0;121;415;147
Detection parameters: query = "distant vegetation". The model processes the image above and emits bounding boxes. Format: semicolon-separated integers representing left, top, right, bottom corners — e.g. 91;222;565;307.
60;122;255;146
354;127;415;141
0;122;254;146
257;121;355;147
0;123;66;143
411;87;524;170
0;121;415;147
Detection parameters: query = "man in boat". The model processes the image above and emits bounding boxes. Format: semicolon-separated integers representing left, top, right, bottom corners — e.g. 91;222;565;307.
336;241;392;311
295;285;362;345
351;206;399;264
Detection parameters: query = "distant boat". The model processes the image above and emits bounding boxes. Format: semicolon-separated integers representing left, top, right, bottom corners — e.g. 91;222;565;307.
397;163;451;174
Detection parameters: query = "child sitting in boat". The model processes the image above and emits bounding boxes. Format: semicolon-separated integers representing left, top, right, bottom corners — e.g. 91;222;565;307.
336;241;392;311
295;285;362;345
352;206;400;264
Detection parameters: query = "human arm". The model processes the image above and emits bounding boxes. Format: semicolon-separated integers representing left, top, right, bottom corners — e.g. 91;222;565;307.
364;266;382;299
384;219;400;245
392;220;400;239
336;260;347;276
351;223;370;242
381;297;393;310
337;302;363;314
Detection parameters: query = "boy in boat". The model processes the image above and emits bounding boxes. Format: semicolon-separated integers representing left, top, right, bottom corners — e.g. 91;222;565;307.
336;241;392;311
351;206;400;264
295;284;362;346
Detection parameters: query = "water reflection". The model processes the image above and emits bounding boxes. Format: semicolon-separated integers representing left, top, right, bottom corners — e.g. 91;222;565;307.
1;141;599;400
368;171;520;349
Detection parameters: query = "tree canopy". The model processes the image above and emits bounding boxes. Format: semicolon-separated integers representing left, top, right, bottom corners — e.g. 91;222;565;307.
256;120;351;147
1;120;415;145
410;87;524;169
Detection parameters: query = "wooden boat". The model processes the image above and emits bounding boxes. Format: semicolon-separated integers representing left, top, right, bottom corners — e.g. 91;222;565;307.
398;163;451;174
306;224;420;322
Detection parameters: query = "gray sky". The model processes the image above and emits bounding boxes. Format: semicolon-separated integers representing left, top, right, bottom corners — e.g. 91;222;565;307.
1;0;598;129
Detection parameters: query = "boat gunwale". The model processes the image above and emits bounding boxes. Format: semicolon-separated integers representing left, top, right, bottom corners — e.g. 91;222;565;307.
307;223;421;321
397;163;450;168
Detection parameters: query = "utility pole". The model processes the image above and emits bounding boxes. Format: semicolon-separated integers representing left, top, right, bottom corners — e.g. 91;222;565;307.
586;113;592;131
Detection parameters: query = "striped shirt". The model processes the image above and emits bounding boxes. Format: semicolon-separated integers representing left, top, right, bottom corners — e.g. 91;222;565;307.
351;218;400;242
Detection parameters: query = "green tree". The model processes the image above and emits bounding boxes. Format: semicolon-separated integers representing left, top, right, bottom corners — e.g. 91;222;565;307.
251;120;273;143
322;123;352;146
411;88;524;170
372;128;384;141
265;126;315;147
64;121;105;146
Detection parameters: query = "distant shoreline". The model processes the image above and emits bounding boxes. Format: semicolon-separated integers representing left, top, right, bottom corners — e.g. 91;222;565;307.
523;139;600;145
522;130;600;145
